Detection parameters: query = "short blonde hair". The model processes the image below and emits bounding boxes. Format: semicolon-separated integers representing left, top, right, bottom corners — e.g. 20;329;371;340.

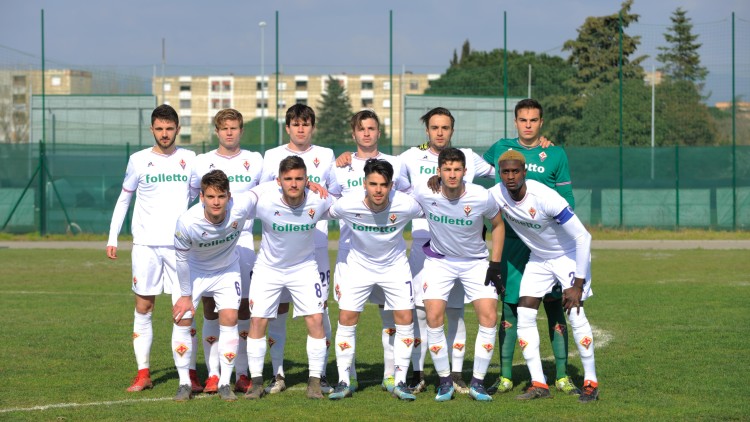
498;150;526;166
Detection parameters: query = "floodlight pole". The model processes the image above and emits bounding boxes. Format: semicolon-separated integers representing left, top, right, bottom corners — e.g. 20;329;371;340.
259;21;266;152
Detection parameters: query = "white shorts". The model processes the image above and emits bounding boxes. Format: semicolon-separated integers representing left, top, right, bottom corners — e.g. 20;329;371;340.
410;240;467;308
279;247;329;304
131;244;176;296
249;260;326;319
421;255;497;303
335;256;415;312
519;252;594;300
336;248;388;306
237;231;257;300
174;260;242;319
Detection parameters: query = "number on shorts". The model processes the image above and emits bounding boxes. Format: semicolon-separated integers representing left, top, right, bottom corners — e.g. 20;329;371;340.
235;281;241;296
405;280;412;297
314;283;322;298
319;271;330;288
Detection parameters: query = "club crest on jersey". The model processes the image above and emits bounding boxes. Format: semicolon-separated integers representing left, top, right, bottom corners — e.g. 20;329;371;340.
274;210;281;216
453;343;465;351
174;343;189;356
482;343;494;352
223;352;236;362
554;323;566;335
580;336;593;350
231;221;239;229
539;151;548;162
338;342;352;351
384;328;396;336
179;159;186;170
402;338;414;347
529;207;537;219
243;160;250;170
239;330;248;340
464;205;472;216
308;209;316;219
205;336;218;345
389;213;397;223
268;337;276;347
313;157;320;168
519;338;528;350
430;345;443;354
147;162;154;167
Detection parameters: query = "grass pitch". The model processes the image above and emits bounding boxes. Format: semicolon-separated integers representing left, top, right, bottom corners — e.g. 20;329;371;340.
1;248;749;421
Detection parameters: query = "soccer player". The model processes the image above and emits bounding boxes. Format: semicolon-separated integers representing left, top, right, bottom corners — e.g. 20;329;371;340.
258;104;338;394
327;159;422;401
171;169;256;402
482;98;580;396
328;110;410;393
412;147;505;402
106;104;201;393
190;109;263;394
489;150;599;403
245;155;333;400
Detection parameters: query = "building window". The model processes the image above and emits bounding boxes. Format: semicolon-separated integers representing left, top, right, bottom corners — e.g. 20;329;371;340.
382;99;391;108
179;99;191;109
51;76;62;87
256;99;268;109
12;75;26;86
179;134;191;144
256;81;267;91
222;81;231;91
383;81;391;90
180;84;191;91
181;116;191;127
296;80;307;90
361;98;373;108
409;80;419;90
211;98;221;109
361;81;374;90
163;82;171;92
222;99;231;109
211;81;220;92
12;94;26;105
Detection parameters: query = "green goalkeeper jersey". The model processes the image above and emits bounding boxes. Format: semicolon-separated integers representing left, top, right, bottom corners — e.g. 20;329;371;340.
483;137;575;237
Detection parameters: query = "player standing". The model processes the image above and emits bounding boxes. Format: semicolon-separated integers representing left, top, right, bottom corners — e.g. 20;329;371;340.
327;159;422;401
412;147;504;402
489;150;599;403
171;170;256;402
482;98;580;395
190;108;263;394
257;104;338;394
245;156;333;400
106;104;201;393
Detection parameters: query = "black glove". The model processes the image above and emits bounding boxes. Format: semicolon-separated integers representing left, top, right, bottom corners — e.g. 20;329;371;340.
485;261;504;298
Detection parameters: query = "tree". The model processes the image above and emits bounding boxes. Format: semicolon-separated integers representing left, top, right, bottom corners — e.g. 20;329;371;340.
657;8;708;90
0;102;29;143
316;76;353;146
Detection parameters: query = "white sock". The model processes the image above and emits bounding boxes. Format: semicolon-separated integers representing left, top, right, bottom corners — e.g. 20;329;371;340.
379;308;396;377
247;337;267;379
322;307;332;376
446;307;467;374
307;336;327;379
472;324;497;381
517;307;545;385
267;312;288;378
203;317;220;378
133;310;152;370
568;307;598;383
172;324;192;385
411;307;428;372
218;324;239;387
394;323;414;386
235;318;250;379
189;319;198;370
426;325;450;378
335;323;356;385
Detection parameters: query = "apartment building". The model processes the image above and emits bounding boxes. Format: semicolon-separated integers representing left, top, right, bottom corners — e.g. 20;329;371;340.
153;72;439;146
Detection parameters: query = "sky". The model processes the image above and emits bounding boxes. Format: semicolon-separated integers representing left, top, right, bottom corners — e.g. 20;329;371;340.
1;0;748;102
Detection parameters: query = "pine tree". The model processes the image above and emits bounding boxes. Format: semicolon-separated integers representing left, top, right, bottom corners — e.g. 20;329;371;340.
316;75;353;146
657;8;708;88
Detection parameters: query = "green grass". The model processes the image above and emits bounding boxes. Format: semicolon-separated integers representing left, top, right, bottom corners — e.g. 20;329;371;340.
1;248;749;420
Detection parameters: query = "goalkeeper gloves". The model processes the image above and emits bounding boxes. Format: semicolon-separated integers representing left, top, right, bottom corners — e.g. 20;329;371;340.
485;261;504;298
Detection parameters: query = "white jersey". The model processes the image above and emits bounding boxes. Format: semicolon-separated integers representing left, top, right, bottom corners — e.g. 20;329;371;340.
174;195;257;274
112;147;195;246
401;146;494;240
260;144;338;248
191;149;263;231
327;190;423;269
489;180;581;259
412;182;500;259
329;152;411;250
253;184;333;268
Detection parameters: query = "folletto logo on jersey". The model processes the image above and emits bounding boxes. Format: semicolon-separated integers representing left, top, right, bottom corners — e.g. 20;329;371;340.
346;176;365;188
428;212;473;226
144;173;189;183
351;223;397;233
197;230;240;247
272;222;315;232
419;165;438;175
505;212;542;229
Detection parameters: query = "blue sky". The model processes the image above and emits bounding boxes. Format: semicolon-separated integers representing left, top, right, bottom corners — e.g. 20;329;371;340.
1;0;747;102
